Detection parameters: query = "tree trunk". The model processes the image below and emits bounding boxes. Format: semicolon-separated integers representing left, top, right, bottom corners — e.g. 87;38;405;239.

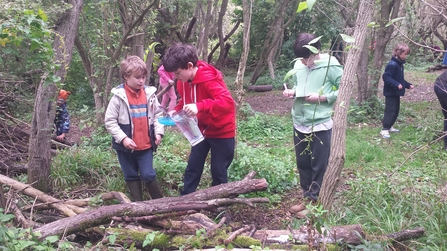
199;0;213;60
368;0;401;100
320;0;374;211
234;0;253;116
249;0;296;84
27;0;83;192
214;0;229;69
356;40;370;103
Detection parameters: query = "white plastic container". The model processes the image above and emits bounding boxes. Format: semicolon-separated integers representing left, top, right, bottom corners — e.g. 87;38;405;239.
171;110;204;146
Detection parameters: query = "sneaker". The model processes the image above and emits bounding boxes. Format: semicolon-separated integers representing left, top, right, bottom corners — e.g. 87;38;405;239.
389;127;400;133
380;130;390;139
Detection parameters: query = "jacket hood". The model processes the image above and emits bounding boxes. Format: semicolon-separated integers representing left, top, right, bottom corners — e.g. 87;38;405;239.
191;61;222;85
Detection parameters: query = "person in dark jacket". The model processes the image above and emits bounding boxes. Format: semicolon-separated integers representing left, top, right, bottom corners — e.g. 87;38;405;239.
380;43;414;139
54;89;71;143
163;43;236;195
434;71;447;149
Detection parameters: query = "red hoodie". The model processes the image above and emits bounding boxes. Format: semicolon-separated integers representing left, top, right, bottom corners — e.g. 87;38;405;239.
174;60;236;138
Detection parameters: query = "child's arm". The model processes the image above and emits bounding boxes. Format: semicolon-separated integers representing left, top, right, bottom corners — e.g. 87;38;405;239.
157;66;172;82
104;97;128;144
382;63;401;89
194;80;234;117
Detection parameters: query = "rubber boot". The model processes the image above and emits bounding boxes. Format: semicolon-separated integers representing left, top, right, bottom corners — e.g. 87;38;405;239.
125;180;143;201
144;179;163;199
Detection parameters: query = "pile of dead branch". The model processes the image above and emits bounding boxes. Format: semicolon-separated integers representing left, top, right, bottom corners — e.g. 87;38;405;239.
0;77;32;175
0;170;425;250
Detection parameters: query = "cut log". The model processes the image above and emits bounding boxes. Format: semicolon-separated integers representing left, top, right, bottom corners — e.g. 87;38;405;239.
247;84;273;92
254;224;365;245
427;64;447;72
34;177;268;239
386;227;424;242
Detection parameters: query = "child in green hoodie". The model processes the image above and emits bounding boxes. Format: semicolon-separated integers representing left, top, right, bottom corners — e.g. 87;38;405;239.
283;33;343;213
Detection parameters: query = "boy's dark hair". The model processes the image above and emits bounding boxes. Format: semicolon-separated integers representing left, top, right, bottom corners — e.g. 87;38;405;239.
163;43;199;72
293;33;321;59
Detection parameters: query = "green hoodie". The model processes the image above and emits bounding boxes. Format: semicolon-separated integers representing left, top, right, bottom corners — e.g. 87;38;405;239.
291;53;343;127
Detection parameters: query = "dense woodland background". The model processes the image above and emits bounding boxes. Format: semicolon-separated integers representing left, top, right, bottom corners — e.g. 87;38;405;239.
1;0;447;249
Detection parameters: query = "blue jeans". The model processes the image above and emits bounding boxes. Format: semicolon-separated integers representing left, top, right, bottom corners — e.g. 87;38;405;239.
181;137;235;195
294;128;332;201
116;148;156;182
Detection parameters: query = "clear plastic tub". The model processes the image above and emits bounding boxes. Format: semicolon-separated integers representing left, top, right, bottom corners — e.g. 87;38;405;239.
171;110;204;146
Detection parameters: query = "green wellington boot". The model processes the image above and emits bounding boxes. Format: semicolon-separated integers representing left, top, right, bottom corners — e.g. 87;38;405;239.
144;179;163;199
125;180;143;201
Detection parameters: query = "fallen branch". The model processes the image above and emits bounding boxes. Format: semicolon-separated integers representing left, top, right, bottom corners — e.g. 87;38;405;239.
0;174;77;216
34;177;268;239
224;225;251;245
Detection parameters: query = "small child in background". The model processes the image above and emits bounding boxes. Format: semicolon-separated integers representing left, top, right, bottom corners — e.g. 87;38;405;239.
54;89;71;143
104;55;164;201
157;64;177;112
380;43;414;139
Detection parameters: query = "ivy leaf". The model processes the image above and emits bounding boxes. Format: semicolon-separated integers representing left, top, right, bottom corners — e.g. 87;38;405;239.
303;45;319;54
309;35;322;45
30;39;41;51
37;9;48;22
307;0;316;11
367;22;379;28
44;235;59;243
297;2;308;13
340;34;355;43
385;17;405;27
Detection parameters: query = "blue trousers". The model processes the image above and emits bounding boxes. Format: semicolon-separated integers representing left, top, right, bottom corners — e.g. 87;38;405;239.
294;128;332;201
116;148;156;182
180;137;235;195
382;96;400;130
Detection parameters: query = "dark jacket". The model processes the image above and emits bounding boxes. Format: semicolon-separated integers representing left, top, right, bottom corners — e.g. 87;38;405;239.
382;57;412;97
54;102;70;136
434;70;447;88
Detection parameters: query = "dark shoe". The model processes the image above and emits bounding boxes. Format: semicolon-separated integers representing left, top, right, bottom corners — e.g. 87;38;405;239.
126;180;143;201
145;179;163;199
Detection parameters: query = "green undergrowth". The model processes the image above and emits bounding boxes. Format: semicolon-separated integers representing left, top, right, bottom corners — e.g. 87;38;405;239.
17;89;447;249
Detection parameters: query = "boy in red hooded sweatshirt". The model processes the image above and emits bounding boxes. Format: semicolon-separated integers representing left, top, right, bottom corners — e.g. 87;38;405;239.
164;43;236;195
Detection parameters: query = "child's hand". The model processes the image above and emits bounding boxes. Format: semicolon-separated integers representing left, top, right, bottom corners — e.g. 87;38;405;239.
184;104;198;116
398;84;403;90
56;133;66;141
409;84;414;89
155;135;162;145
305;93;326;103
283;89;295;98
123;137;136;151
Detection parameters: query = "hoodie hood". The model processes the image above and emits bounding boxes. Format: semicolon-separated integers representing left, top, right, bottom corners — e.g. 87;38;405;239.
190;61;222;85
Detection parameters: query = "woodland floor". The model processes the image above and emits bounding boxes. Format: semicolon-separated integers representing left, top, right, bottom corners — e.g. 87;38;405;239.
65;69;444;231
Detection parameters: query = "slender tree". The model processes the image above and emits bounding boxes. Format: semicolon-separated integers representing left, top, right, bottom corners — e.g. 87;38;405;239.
320;0;374;210
234;0;253;114
28;0;83;192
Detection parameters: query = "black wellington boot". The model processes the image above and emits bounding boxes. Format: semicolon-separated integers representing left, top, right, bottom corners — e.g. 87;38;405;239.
144;179;163;199
125;180;143;201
